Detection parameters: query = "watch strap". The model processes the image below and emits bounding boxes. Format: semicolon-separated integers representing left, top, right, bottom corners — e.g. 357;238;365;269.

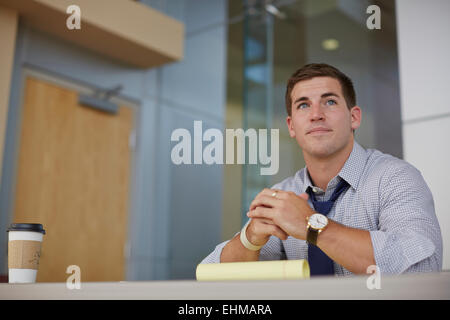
307;227;319;246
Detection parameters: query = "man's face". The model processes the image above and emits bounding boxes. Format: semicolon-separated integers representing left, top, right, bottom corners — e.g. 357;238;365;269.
286;76;361;159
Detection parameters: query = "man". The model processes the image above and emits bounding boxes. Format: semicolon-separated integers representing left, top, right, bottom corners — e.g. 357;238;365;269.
201;63;442;275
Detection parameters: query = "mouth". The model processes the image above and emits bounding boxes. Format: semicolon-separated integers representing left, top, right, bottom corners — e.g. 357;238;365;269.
306;127;332;135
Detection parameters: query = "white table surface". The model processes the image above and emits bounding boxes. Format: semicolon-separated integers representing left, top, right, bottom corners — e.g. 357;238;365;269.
1;272;449;300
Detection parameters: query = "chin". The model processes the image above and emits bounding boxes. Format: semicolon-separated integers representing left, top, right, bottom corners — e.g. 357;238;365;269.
303;142;341;159
310;148;335;159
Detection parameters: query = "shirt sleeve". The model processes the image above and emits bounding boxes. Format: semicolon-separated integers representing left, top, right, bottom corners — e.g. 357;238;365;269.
200;239;231;264
370;162;443;274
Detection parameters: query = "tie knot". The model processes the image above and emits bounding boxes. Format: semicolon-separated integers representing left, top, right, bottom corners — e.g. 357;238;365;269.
307;179;349;215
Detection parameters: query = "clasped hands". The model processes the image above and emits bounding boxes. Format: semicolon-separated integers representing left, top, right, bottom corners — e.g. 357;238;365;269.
245;188;316;247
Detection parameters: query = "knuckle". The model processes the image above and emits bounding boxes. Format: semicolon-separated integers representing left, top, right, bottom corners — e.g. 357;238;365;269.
269;225;278;235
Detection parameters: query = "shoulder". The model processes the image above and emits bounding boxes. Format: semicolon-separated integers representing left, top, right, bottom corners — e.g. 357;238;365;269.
366;148;419;176
363;148;426;190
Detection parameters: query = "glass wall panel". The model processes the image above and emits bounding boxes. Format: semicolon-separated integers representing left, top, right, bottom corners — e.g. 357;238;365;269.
237;0;401;223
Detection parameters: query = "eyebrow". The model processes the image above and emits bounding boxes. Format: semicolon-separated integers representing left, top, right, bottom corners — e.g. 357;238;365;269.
293;92;340;105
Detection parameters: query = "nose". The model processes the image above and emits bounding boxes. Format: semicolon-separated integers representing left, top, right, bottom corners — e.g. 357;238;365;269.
309;102;325;122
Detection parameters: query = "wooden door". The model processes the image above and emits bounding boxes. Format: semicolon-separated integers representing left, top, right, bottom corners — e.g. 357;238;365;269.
12;76;134;282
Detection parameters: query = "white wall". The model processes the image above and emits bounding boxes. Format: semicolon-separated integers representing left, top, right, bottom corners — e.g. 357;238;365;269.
396;0;450;270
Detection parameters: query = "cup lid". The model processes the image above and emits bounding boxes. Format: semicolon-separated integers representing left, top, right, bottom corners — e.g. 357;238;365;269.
7;223;45;234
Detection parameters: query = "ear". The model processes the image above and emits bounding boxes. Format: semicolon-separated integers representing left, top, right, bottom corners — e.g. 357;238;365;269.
350;106;361;131
286;116;296;138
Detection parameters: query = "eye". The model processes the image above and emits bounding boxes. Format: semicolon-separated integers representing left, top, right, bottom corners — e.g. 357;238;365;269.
325;99;337;106
297;102;309;109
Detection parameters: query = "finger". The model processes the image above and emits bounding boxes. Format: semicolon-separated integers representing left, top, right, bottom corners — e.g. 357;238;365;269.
248;189;268;212
250;220;288;240
249;188;288;211
249;195;280;211
247;217;276;225
247;205;275;220
248;219;288;242
265;223;288;241
297;193;309;201
259;218;276;225
262;188;283;197
255;188;274;198
264;189;290;201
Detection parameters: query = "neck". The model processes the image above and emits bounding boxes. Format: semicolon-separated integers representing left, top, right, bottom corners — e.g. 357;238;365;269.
304;139;354;191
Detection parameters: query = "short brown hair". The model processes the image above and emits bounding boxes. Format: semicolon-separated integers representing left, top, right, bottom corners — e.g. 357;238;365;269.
285;63;356;116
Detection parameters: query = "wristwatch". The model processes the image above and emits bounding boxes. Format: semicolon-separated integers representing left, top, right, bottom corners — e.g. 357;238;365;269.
306;213;329;246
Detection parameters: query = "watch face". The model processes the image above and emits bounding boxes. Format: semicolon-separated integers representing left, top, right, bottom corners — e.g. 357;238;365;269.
309;213;328;230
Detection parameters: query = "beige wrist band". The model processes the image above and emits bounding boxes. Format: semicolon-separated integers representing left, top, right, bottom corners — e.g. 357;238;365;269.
240;220;263;251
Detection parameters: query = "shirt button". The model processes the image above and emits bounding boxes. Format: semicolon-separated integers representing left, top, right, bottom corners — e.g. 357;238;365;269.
312;187;319;193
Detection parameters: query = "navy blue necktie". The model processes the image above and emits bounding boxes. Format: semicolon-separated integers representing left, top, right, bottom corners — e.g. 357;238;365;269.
306;179;349;276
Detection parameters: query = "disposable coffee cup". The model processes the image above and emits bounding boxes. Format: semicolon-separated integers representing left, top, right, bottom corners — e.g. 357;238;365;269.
7;223;45;283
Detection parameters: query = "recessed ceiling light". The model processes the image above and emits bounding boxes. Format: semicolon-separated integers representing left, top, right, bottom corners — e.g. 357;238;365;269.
322;39;339;51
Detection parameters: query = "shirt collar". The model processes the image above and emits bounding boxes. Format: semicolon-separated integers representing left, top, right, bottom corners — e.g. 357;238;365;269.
300;141;368;193
338;141;368;190
301;168;314;193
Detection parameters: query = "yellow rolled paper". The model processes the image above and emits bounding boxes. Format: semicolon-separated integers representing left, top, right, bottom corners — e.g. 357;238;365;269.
196;259;310;281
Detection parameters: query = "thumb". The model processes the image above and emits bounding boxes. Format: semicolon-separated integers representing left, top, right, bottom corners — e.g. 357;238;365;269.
297;192;309;201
